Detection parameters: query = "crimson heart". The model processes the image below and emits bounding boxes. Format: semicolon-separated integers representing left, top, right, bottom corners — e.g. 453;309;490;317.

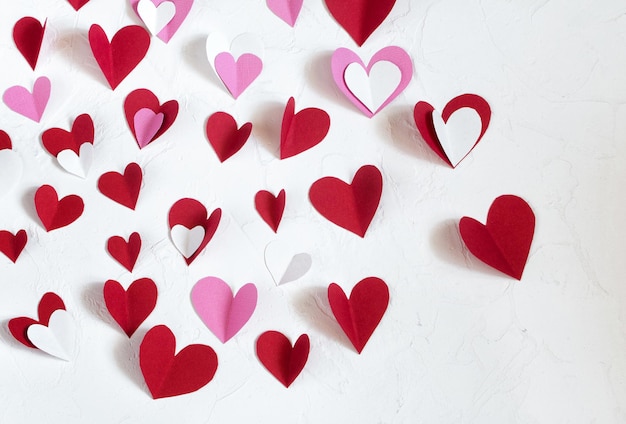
280;97;330;159
0;130;11;150
124;88;179;148
104;278;157;337
205;112;252;162
140;325;218;399
168;199;222;265
459;195;535;280
67;0;90;10
256;331;309;388
0;229;27;263
88;25;150;90
13;17;46;70
324;0;396;46
98;162;142;210
255;189;285;233
309;164;382;237
34;185;84;231
106;232;141;272
9;292;66;348
41;113;94;156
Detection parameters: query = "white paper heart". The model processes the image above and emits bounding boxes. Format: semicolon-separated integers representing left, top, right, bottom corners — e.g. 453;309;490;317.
432;107;483;167
0;150;23;198
27;309;76;361
137;0;177;36
264;241;312;286
205;32;265;76
344;61;402;114
171;224;205;258
56;143;93;179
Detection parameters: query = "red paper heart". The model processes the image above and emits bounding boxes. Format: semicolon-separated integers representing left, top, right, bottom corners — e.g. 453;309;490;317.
88;25;150;90
309;165;382;237
124;88;178;148
13;17;46;70
256;331;309;388
205;112;252;162
98;162;143;210
34;185;84;231
324;0;396;46
0;130;12;150
104;278;157;337
280;97;330;159
0;229;27;263
255;189;285;233
459;195;535;280
9;292;66;348
140;325;218;399
67;0;89;10
41;113;94;156
328;277;389;353
106;232;141;272
168;199;222;265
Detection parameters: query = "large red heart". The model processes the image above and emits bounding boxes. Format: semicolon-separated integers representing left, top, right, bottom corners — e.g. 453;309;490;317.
9;292;66;348
106;232;141;272
256;331;309;388
328;277;389;353
104;278;157;337
0;229;27;263
124;88;179;148
67;0;90;10
41;113;94;156
459;195;535;280
255;189;285;233
140;325;218;399
309;164;382;237
324;0;396;46
205;112;252;162
34;185;84;231
280;97;330;159
88;25;150;90
13;17;46;70
97;162;143;210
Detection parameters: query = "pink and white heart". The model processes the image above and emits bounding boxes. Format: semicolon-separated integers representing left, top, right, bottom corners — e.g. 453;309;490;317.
267;0;303;27
131;0;193;43
27;309;76;361
2;76;51;122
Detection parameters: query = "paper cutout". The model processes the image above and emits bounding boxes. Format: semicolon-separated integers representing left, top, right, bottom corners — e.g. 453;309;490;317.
191;277;257;343
131;0;193;43
324;0;396;46
205;112;252;162
124;88;178;148
264;242;312;286
459;194;535;280
98;162;143;210
256;331;309;388
413;94;491;168
280;97;330;159
255;189;285;233
309;164;382;237
328;277;389;353
88;24;150;90
267;0;303;27
331;46;412;117
104;278;157;337
42;113;95;178
67;0;89;10
27;309;76;361
3;76;50;122
13;17;46;70
34;185;84;232
56;144;93;179
170;225;205;258
168;198;221;265
106;232;142;272
9;292;66;349
0;130;11;150
140;325;218;399
0;132;23;198
0;230;27;263
137;0;176;36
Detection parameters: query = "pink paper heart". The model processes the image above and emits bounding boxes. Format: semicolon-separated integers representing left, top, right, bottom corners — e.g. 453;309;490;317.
191;277;257;343
134;108;164;148
267;0;303;27
214;52;263;99
130;0;194;43
3;76;51;122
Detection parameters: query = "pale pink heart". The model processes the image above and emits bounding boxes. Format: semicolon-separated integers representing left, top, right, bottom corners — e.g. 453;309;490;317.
266;0;303;27
130;0;194;43
214;52;263;99
191;277;257;343
3;76;51;122
133;108;164;148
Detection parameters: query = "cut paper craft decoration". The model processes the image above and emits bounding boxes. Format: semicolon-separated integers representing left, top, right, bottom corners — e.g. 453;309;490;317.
9;292;66;349
107;232;142;272
3;76;50;122
131;0;194;43
264;241;312;286
0;230;27;263
88;24;150;90
331;46;412;117
309;164;382;237
256;331;309;388
280;97;330;159
67;0;90;10
459;194;535;280
205;112;252;162
255;189;285;233
13;17;46;70
168;198;222;265
140;325;218;399
324;0;396;46
328;277;389;353
26;309;76;361
34;185;84;232
124;89;178;149
191;277;257;343
413;94;491;168
42;113;95;178
0;131;24;198
98;162;143;210
266;0;303;27
104;278;157;337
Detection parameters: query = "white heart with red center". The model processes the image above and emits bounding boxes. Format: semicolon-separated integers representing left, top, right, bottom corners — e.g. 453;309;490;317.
170;225;205;258
264;241;312;286
56;143;93;178
27;309;76;361
344;61;401;114
0;150;23;198
137;0;177;36
432;107;483;167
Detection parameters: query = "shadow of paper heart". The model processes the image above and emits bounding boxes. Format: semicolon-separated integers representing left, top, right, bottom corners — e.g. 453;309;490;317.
182;35;224;89
251;101;285;159
21;187;40;226
115;327;150;396
81;282;120;333
55;30;110;88
306;52;354;113
385;106;443;164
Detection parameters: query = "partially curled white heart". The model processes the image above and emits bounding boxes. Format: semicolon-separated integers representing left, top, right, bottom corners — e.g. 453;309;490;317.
56;143;93;179
27;309;76;361
264;241;312;286
170;224;205;258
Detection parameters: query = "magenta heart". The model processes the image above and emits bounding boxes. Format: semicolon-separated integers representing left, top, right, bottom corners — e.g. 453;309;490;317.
3;76;51;122
134;108;164;148
130;0;194;43
267;0;303;27
214;52;263;99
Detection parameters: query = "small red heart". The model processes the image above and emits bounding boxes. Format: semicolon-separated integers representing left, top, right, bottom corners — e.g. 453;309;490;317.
280;97;330;159
34;185;84;232
9;292;66;348
324;0;396;46
13;17;46;70
124;88;178;148
459;195;535;280
0;130;12;150
328;277;389;353
309;164;382;237
256;331;309;388
106;232;141;272
0;229;27;263
104;278;157;337
67;0;90;10
140;325;218;399
255;189;285;233
41;113;94;157
205;112;252;162
88;25;150;90
98;162;143;210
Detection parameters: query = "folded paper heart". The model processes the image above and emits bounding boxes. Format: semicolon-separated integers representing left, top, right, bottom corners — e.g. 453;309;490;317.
280;97;330;159
104;278;157;337
205;112;252;162
67;0;90;10
34;185;84;232
255;189;285;233
3;76;50;122
42;113;95;178
124;88;178;149
27;309;76;361
264;241;312;286
256;331;309;387
0;133;24;198
9;292;66;349
168;198;221;265
0;229;27;263
324;0;396;46
13;17;46;70
266;0;303;27
97;162;143;210
131;0;194;43
106;232;142;272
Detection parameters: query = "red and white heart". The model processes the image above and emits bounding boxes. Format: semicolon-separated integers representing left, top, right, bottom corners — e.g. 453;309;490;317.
26;309;76;361
42;114;95;178
168;198;221;265
2;76;50;122
256;331;309;388
131;0;193;43
13;17;46;70
280;97;331;159
266;0;303;27
124;88;179;149
0;229;27;263
264;240;312;286
9;292;66;348
104;278;157;337
34;185;84;232
0;131;24;198
205;112;252;162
